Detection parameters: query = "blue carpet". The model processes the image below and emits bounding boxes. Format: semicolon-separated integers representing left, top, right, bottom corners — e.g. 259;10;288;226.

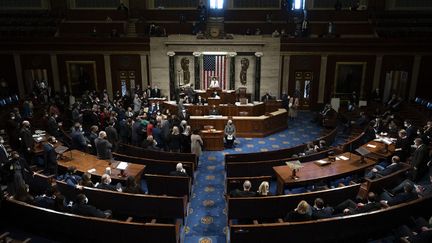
182;112;324;243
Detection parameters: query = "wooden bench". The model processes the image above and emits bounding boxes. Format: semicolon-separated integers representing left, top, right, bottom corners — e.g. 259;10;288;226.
55;181;188;223
227;184;360;221
145;174;191;198
225;128;338;163
2;198;180;243
226;148;335;177
113;153;195;177
117;143;197;165
229;196;432;243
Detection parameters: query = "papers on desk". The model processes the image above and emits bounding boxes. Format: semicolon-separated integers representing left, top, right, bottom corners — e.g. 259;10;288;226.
337;155;349;161
116;162;128;170
366;144;377;148
395;148;402;151
204;115;223;119
87;168;96;173
314;160;331;166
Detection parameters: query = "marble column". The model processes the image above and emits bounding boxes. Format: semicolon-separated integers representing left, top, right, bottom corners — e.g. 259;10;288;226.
318;55;328;104
282;55;291;93
50;54;61;92
193;52;201;89
409;55;422;99
13;54;25;97
229;52;237;90
167;51;177;102
103;54;113;99
254;52;263;101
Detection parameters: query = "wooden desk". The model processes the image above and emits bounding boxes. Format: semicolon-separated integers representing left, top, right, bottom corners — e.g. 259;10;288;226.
169;102;266;116
360;140;395;160
201;130;224;151
58;150;146;181
189;109;288;138
273;152;375;194
33;136;63;155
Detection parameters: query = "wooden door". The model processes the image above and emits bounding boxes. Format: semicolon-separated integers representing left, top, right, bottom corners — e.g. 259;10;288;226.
118;70;136;96
294;71;313;110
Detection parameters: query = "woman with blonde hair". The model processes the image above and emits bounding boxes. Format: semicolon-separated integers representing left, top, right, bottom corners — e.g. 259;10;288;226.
257;181;270;196
284;200;312;222
168;126;181;152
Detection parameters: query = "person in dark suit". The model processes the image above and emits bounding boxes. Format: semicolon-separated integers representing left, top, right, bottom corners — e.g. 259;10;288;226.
261;92;274;102
230;180;257;197
71;123;88;151
0;136;9;165
6;113;20;150
311;198;334;219
178;108;189;121
19;121;34;163
169;163;188;177
284;200;312;222
94;131;112;160
4;151;32;196
404;120;416;143
57;166;81;187
96;174;117;191
131;117;144;146
71;193;111;218
366;156;403;179
380;183;419;207
86;125;99;155
209;105;220;115
335;192;382;215
119;118;132;144
123;176;143;194
395;129;411;162
410;138;430;181
33;186;59;210
105;121;119;152
43;136;58;175
151;85;161;98
47;113;60;137
194;95;206;105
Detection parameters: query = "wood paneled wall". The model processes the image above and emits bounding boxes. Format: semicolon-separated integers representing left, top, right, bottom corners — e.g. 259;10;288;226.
417;55;432;99
0;54;18;94
110;54;142;92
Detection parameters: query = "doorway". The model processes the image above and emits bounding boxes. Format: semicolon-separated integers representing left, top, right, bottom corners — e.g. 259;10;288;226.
118;70;136;96
294;71;313;109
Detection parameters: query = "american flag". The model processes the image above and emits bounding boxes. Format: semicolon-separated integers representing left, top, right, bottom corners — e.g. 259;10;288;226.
203;55;226;89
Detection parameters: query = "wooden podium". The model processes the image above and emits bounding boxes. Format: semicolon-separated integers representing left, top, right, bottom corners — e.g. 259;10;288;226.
201;130;224;151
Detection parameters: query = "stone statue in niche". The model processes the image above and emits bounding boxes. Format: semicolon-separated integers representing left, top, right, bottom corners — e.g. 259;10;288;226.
181;57;190;85
240;58;249;85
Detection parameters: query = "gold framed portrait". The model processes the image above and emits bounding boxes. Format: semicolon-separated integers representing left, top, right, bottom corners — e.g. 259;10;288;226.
334;62;367;97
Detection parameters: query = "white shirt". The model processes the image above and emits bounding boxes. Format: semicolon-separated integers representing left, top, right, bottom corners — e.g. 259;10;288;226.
209;80;220;88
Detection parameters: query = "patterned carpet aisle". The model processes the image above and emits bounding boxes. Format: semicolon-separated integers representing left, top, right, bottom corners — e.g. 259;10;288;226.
182;112;323;243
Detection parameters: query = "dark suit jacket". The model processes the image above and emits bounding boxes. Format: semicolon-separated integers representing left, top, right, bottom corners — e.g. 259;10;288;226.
376;163;403;177
72;203;107;218
71;131;87;151
388;192;419;206
284;211;312;222
230;189;256;197
47;117;59;136
312;207;334;219
411;144;430;174
43;144;57;174
96;182;117;191
19;128;33;152
352;202;382;214
105;126;119;146
169;170;188;177
395;137;411;161
151;88;161;98
94;138;112;160
0;145;8;164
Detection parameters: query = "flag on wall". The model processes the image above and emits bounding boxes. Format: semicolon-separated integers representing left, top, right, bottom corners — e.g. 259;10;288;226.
203;55;227;89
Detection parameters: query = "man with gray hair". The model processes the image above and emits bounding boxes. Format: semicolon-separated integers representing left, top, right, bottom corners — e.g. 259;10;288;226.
94;131;112;160
169;163;188;177
230;180;257;197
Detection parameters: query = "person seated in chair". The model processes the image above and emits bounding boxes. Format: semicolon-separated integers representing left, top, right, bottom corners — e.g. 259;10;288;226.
224;119;236;148
311;198;334;219
194;95;206;105
71;193;112;219
210;91;220;99
261;92;274;102
380;183;419;207
209;77;220;88
335;192;382;215
57;166;81;187
230;180;256;197
96;174;119;191
284;200;312;222
169;163;188;177
365;156;403;179
256;181;271;196
209;105;220;115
